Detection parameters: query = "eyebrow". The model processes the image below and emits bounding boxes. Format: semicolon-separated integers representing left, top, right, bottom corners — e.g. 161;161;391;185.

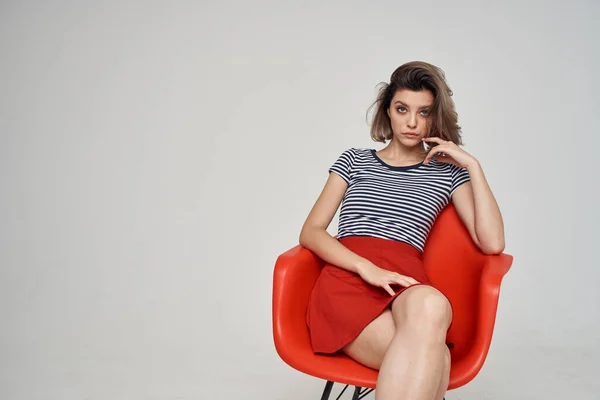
394;101;431;109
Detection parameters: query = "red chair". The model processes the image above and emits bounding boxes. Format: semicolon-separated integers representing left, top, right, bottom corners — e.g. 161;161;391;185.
272;204;513;399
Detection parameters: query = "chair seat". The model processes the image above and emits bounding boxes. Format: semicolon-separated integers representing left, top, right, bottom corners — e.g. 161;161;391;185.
273;293;509;390
272;204;513;391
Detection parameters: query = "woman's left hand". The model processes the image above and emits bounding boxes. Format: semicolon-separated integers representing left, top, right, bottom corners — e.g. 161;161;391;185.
422;137;477;168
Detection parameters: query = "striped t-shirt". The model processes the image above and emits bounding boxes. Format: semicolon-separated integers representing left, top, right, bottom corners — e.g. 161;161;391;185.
330;147;471;252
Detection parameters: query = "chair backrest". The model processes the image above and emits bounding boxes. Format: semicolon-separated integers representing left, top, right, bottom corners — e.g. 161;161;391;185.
422;204;485;359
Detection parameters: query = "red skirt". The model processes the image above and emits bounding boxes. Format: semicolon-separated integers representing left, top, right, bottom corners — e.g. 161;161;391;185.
306;236;434;354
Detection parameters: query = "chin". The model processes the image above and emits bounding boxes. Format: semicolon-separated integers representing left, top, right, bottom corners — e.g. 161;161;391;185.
398;136;422;147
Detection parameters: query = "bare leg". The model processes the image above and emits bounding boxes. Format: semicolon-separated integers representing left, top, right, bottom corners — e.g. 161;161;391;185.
341;285;452;400
342;309;395;369
433;346;451;400
376;285;452;400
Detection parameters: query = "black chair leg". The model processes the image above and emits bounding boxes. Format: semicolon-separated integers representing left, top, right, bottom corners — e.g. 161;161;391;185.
318;381;440;400
320;381;334;400
322;381;424;399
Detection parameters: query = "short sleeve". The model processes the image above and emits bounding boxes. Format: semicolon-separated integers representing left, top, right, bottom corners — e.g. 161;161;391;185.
450;165;470;196
328;148;356;184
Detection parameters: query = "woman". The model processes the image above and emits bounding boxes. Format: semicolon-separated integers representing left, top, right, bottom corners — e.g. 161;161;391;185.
299;61;505;400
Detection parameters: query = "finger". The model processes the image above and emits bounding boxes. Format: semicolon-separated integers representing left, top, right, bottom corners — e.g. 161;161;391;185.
435;155;459;166
397;275;419;286
382;283;395;296
424;146;447;164
404;278;419;286
424;148;435;164
394;276;413;287
422;137;444;144
423;137;454;147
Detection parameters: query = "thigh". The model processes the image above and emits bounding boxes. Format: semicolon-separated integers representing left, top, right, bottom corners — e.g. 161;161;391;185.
341;309;395;370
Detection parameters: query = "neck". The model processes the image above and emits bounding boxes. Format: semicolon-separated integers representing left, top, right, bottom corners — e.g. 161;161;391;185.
382;139;427;163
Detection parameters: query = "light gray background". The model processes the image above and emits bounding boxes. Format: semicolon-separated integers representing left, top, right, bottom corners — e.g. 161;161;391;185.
2;0;599;399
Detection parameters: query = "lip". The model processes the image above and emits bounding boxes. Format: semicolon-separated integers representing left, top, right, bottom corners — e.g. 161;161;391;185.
403;132;419;138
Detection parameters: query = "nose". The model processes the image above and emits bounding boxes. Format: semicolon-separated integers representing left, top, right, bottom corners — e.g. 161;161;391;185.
407;113;418;128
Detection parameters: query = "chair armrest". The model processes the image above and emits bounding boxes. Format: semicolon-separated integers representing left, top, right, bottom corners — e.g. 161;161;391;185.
272;244;325;361
449;253;513;389
481;253;513;291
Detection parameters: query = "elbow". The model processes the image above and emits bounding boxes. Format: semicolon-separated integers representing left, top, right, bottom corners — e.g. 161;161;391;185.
299;224;325;248
480;238;505;255
299;227;307;247
299;225;313;247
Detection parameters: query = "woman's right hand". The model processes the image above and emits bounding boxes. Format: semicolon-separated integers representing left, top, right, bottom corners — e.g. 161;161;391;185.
357;261;420;296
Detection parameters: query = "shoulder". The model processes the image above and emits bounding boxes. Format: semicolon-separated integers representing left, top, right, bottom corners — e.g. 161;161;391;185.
333;147;372;162
329;148;370;184
339;147;371;156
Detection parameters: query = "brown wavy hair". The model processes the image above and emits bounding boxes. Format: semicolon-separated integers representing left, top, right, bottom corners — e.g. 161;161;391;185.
367;61;462;146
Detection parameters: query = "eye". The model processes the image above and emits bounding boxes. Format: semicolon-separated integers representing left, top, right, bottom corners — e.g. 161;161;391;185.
420;110;430;116
397;106;407;113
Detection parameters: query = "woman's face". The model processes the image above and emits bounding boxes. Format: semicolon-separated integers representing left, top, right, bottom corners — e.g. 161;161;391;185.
387;89;434;147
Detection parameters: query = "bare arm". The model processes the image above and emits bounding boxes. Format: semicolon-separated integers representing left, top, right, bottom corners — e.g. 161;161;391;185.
452;162;505;255
299;172;418;295
422;137;506;255
299;172;369;274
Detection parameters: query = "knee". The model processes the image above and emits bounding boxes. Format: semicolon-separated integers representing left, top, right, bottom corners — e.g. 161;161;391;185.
392;286;452;329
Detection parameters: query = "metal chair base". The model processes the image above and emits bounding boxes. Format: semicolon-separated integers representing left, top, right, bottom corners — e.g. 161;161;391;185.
319;381;373;400
319;380;444;400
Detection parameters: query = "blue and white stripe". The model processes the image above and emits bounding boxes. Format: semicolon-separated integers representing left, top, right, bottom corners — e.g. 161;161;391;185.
330;148;470;252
